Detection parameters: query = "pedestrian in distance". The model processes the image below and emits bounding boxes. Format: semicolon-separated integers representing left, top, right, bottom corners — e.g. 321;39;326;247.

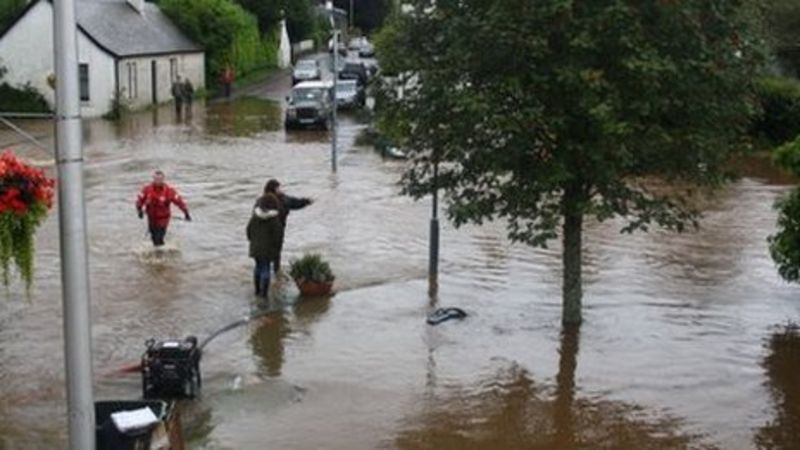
221;65;235;98
171;76;185;117
263;179;313;274
247;192;283;298
136;170;191;247
182;77;194;115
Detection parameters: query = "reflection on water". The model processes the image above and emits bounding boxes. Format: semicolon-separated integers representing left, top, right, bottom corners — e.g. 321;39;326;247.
250;311;290;378
397;327;709;450
755;324;800;450
204;97;282;137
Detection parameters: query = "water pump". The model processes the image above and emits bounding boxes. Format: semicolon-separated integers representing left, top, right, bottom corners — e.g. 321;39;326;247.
141;336;202;399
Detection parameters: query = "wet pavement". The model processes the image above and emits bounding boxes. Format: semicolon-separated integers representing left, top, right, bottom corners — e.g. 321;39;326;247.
0;55;799;449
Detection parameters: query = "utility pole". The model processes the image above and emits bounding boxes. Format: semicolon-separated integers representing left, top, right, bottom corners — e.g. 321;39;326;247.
54;0;96;447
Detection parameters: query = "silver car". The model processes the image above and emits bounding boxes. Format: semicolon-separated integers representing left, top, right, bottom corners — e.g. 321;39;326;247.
292;59;320;85
335;79;365;109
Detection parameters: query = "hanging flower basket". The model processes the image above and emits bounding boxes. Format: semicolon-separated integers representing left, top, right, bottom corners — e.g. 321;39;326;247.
0;150;55;290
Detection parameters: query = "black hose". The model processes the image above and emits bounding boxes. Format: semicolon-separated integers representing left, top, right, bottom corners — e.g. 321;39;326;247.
198;305;282;351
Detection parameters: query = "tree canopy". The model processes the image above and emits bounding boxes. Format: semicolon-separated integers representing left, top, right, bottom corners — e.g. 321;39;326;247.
236;0;315;42
334;0;391;33
376;0;764;325
0;0;27;34
160;0;275;84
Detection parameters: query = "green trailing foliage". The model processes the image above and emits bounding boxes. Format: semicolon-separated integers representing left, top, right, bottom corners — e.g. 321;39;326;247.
752;76;800;146
769;136;800;283
289;253;335;283
376;0;765;325
0;203;46;290
159;0;276;86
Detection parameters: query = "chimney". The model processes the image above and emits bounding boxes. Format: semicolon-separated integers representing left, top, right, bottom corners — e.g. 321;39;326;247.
127;0;145;14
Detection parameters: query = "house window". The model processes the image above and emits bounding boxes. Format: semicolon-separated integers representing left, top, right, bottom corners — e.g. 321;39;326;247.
169;58;178;82
127;62;138;99
78;64;89;101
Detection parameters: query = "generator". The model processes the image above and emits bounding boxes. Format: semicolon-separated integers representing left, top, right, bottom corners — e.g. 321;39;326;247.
141;336;202;399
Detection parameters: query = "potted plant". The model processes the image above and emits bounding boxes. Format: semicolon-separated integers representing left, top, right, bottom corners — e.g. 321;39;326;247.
289;253;335;297
0;150;55;290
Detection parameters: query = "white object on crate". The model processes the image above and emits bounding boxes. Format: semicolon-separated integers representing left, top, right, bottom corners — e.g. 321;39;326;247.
111;407;159;433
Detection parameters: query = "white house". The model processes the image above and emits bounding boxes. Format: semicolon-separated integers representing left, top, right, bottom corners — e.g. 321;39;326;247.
0;0;205;117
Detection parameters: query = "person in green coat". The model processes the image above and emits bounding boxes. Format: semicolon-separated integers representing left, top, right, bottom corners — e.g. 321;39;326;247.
246;192;283;298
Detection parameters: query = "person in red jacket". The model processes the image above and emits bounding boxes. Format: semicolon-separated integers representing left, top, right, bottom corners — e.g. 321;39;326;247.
136;170;191;246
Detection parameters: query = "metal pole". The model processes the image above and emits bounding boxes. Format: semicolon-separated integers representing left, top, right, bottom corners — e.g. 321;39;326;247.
53;0;95;446
350;0;354;30
428;160;439;297
331;29;338;173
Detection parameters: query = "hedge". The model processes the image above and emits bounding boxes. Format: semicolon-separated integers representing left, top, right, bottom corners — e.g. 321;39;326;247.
753;75;800;146
159;0;277;88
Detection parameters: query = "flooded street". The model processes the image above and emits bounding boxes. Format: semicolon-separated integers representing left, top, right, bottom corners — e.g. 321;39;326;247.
0;66;799;449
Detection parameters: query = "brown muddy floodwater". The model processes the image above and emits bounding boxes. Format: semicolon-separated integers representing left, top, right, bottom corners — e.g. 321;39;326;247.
0;95;798;450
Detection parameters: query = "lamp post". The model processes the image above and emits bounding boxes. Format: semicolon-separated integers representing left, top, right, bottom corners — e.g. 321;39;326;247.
54;0;96;446
331;28;339;173
429;157;439;297
350;0;354;30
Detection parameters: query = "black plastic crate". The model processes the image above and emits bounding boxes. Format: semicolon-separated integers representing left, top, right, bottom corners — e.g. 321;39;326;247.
95;400;167;450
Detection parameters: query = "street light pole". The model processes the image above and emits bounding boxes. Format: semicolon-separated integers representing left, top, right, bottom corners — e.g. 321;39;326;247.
429;158;439;297
331;28;338;173
53;0;96;446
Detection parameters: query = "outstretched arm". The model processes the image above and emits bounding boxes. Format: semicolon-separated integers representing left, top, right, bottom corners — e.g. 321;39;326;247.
282;194;312;211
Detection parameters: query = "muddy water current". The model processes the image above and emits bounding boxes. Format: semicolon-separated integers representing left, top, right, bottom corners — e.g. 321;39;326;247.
0;90;798;449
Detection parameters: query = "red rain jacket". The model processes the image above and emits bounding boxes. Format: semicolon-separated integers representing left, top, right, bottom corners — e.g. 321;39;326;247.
136;183;188;228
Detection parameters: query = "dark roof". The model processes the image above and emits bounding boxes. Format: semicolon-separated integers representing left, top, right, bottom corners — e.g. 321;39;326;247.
0;0;202;57
77;0;202;57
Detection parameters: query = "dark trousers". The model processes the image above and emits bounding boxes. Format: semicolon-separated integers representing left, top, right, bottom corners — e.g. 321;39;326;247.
149;224;167;246
253;257;272;297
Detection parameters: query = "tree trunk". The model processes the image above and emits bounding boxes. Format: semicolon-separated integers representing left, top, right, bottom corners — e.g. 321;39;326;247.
562;187;584;326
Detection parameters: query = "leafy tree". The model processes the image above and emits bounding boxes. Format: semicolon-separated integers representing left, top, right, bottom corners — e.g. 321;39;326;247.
376;0;763;325
236;0;314;42
334;0;391;33
764;0;800;75
769;138;800;282
160;0;274;84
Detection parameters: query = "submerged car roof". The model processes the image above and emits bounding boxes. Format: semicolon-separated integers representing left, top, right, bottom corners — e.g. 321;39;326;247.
294;80;333;89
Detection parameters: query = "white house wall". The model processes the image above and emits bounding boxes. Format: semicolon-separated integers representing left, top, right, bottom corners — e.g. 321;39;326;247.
0;0;116;117
117;53;204;111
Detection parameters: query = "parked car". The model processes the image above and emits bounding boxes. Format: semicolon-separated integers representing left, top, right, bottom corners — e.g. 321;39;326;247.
292;59;321;85
338;61;369;87
335;79;365;109
358;42;375;58
284;81;333;130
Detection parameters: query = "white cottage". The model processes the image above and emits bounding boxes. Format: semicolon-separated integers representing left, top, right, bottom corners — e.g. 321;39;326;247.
0;0;205;117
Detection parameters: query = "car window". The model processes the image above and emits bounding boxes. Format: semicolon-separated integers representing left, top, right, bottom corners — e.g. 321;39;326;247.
296;61;317;70
292;88;323;101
